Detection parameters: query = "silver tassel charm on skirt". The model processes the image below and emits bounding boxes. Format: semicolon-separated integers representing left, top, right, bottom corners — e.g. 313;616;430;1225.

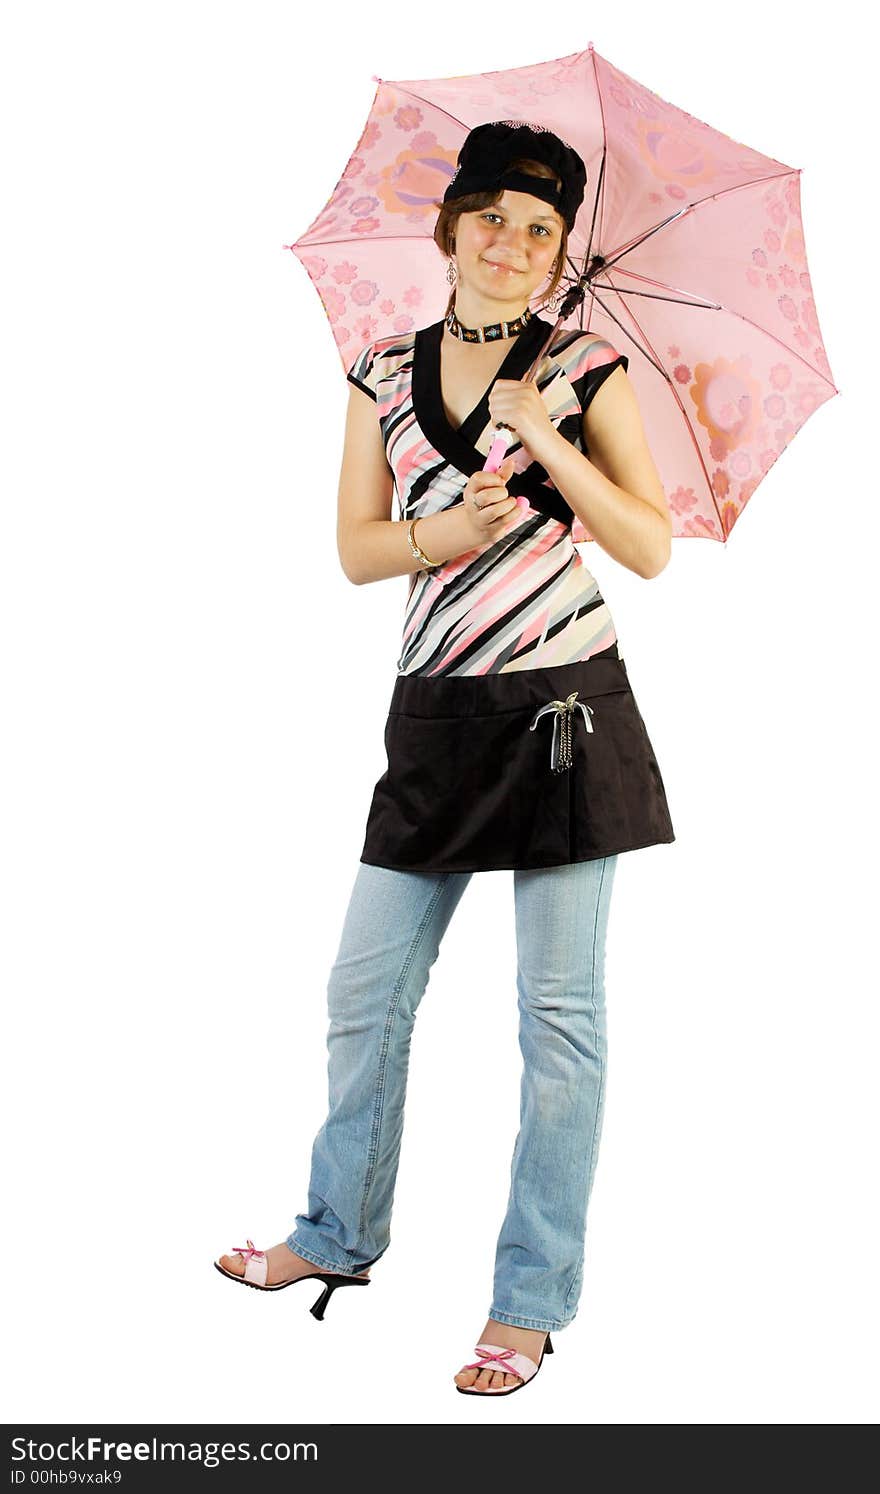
529;690;594;773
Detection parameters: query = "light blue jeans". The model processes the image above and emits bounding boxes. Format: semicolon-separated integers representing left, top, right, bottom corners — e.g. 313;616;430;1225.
287;854;618;1332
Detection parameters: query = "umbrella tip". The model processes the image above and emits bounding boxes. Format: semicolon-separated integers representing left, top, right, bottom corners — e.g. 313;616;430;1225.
371;73;382;82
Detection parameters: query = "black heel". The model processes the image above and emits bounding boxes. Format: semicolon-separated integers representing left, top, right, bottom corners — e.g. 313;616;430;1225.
545;1333;554;1354
309;1270;372;1321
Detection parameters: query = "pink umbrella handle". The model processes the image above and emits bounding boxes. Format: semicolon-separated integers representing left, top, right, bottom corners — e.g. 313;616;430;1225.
483;426;531;516
483;427;512;472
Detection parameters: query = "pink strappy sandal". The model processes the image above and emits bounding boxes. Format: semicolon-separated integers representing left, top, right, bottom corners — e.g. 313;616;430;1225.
455;1333;554;1396
213;1239;372;1321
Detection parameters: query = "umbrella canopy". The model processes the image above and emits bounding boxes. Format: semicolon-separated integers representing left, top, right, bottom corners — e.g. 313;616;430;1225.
285;42;837;543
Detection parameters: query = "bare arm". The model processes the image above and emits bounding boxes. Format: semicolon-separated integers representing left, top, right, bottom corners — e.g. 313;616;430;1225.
337;384;517;585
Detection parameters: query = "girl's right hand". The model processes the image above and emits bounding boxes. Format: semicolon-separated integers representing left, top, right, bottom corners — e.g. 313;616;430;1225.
460;455;527;549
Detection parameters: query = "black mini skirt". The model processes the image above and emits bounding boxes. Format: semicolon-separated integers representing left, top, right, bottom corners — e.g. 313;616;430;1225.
359;644;676;874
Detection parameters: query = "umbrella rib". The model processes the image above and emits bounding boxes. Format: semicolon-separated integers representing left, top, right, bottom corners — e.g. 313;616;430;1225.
576;287;667;379
596;169;796;278
587;44;609;305
589;283;719;311
294;233;440;249
594;271;838;388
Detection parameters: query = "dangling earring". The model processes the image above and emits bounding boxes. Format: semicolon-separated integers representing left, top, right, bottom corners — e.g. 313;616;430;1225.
446;256;457;286
544;259;564;312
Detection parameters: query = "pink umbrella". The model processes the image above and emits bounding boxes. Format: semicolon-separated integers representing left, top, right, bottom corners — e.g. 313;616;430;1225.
284;42;837;544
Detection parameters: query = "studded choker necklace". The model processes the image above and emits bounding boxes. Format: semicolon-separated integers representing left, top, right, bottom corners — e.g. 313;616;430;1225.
445;305;533;343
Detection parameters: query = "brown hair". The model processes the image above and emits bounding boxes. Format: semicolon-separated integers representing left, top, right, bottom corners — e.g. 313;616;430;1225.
432;158;568;319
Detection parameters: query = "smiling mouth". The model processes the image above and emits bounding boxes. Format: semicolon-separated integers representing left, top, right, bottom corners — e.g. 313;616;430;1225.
484;260;522;274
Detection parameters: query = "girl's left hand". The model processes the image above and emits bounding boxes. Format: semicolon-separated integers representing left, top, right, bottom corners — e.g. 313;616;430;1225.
488;378;555;461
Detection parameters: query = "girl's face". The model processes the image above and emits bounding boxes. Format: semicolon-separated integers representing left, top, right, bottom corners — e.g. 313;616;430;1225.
452;189;564;313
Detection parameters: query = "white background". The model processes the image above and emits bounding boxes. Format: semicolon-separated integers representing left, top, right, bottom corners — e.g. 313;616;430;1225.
3;0;876;1428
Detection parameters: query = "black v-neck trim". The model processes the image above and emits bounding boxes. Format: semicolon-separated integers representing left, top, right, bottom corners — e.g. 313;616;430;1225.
413;314;547;474
411;313;575;527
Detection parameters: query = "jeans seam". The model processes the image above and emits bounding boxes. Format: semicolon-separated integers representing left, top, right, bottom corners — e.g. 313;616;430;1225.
286;1241;369;1277
487;1308;564;1330
561;853;608;1319
354;873;451;1258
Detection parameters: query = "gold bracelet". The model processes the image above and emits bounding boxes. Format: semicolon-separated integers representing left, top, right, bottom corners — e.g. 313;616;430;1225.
407;517;439;569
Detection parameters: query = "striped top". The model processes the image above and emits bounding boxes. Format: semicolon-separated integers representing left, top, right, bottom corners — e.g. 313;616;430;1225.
347;313;628;677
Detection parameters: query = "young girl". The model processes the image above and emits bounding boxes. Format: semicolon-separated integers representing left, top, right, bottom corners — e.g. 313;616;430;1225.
215;121;675;1398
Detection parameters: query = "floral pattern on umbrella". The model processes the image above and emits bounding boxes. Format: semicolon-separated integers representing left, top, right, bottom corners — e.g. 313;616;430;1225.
285;43;837;544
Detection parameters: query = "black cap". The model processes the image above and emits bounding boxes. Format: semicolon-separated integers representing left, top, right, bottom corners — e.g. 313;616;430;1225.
442;119;587;233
